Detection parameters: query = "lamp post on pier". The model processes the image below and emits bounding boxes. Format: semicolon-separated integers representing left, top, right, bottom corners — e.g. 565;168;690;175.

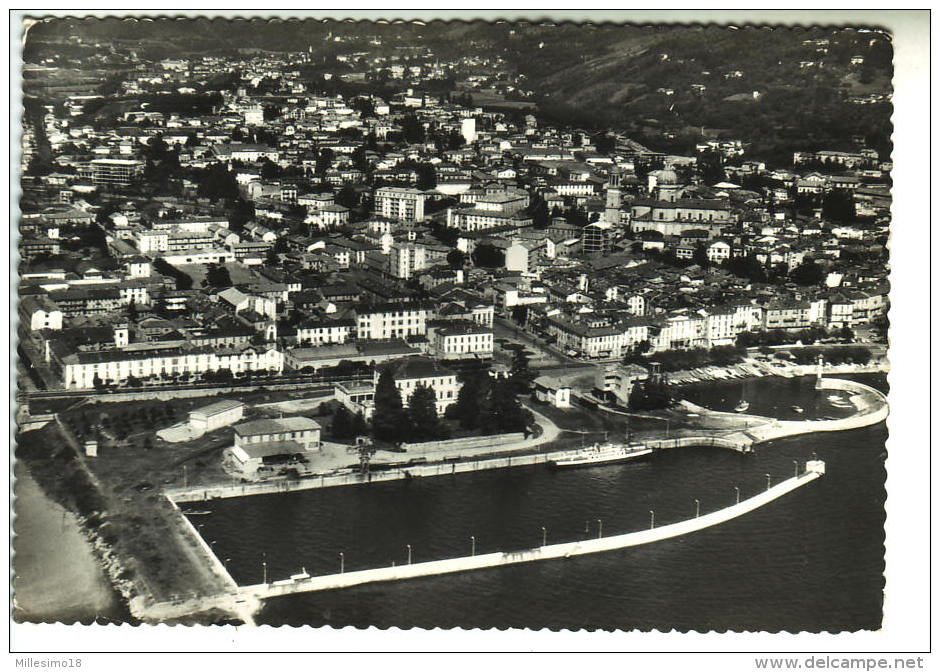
406;544;412;565
541;526;547;547
694;499;700;518
793;460;799;477
734;486;740;505
649;510;655;530
470;536;476;557
339;552;344;574
597;519;603;539
262;552;267;584
765;473;771;491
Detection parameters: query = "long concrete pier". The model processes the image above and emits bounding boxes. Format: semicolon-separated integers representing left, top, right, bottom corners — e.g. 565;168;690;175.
239;460;826;601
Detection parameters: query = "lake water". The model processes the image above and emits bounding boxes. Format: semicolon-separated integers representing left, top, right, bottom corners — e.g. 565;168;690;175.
12;463;127;624
196;374;887;632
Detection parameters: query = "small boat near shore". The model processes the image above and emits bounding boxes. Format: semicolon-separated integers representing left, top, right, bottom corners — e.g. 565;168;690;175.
182;509;212;516
791;406;804;414
550;442;652;468
734;400;750;413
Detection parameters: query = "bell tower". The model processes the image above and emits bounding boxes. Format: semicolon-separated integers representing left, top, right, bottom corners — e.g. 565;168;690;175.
605;168;622;225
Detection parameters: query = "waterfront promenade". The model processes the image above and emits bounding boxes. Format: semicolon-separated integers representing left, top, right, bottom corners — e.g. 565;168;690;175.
165;377;885;503
238;460;826;601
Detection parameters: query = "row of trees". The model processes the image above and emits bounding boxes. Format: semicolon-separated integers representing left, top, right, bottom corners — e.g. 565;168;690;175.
736;325;853;348
783;345;872;366
625;345;747;373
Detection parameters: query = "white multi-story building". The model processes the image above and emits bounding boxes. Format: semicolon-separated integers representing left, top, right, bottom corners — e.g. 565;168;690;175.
461;117;477;144
546;316;649;359
59;344;284;389
355;302;430;340
296;317;354;346
377;356;462;415
242;103;264;126
706;240;733;264
388;242;428;279
431;320;494;359
703;307;737;347
19;295;63;331
651;313;708;351
505;240;545;274
375;186;426;222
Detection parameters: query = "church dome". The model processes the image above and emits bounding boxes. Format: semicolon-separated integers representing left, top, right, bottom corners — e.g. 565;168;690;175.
651;169;679;185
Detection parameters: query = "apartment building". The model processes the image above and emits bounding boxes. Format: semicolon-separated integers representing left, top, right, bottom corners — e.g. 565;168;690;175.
375;186;426;222
430;320;494;359
355;302;430;340
376;356;462;415
388;242;428;279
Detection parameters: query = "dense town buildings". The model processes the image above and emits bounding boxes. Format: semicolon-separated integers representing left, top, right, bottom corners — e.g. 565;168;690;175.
18;32;890;396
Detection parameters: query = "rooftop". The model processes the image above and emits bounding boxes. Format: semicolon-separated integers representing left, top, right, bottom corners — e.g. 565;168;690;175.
234;417;321;437
190;399;245;417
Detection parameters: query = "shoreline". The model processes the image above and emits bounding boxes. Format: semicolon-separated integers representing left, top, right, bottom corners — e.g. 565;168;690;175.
12;463;125;624
165;374;887;504
15;420;239;625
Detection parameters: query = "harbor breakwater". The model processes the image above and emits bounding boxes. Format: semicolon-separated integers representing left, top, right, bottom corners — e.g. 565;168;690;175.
240;460;826;600
728;378;888;444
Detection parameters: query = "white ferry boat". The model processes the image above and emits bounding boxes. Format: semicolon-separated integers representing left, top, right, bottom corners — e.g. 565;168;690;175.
549;442;653;468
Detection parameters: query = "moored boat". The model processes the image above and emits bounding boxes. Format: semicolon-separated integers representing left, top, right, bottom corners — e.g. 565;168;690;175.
549;442;652;468
734;400;750;413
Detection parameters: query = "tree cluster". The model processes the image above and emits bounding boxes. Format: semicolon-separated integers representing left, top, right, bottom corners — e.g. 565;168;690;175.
447;373;534;436
371;370;450;444
204;264;233;288
330;406;369;441
152;258;193;290
471;243;505;268
628;378;673;411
